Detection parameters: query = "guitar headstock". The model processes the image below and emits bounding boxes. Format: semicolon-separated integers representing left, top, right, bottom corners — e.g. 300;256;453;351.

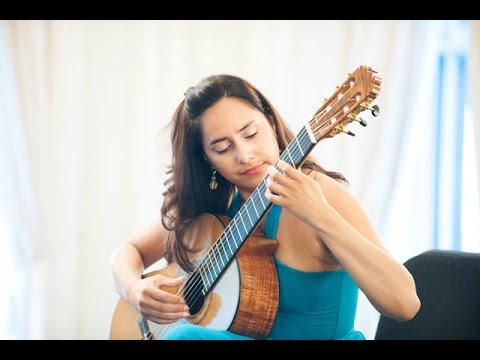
309;65;381;141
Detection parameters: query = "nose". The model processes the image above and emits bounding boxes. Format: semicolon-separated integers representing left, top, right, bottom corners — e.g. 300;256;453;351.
235;144;252;164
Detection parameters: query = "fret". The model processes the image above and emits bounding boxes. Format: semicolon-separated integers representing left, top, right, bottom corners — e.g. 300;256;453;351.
213;252;222;275
218;248;226;268
285;147;294;165
203;260;214;288
252;194;260;218
239;210;248;234
294;136;304;156
225;230;234;255
233;220;242;246
260;178;268;196
227;225;238;249
219;241;230;265
245;205;254;227
257;188;266;208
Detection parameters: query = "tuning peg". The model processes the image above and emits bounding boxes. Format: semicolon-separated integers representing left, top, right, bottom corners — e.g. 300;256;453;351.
348;114;368;127
358;117;368;127
361;103;380;117
336;126;355;137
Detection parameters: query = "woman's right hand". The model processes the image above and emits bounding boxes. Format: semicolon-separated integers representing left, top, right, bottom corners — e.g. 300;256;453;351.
127;274;190;324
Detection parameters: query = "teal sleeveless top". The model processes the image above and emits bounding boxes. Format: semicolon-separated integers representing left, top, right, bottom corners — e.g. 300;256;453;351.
163;193;365;340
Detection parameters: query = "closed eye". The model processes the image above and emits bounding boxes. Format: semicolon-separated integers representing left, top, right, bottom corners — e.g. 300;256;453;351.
215;131;257;154
216;145;231;154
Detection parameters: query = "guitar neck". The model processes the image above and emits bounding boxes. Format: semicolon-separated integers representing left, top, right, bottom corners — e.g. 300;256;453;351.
193;65;382;296
195;125;317;296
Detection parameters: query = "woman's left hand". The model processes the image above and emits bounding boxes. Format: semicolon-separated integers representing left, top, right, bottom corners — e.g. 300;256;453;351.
265;160;332;226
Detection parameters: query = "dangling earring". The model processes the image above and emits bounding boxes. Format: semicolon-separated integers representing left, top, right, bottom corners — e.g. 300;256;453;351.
209;167;218;190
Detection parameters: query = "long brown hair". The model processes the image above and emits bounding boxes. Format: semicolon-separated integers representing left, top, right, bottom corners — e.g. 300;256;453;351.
161;74;346;271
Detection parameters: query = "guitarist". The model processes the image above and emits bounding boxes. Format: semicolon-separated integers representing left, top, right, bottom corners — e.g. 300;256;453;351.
110;74;420;339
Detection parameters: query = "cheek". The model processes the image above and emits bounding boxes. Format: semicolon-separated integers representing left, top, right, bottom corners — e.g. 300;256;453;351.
206;155;234;179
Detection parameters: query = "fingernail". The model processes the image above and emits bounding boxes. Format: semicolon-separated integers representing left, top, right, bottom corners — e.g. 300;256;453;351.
184;305;189;311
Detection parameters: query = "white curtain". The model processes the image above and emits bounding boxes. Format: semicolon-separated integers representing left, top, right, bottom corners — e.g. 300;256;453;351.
0;20;42;339
4;20;475;339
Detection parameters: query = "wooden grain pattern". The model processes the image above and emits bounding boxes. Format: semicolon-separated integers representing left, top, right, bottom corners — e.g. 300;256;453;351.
230;246;279;339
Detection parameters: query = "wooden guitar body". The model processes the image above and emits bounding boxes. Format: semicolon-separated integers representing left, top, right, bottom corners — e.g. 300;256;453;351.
110;213;279;340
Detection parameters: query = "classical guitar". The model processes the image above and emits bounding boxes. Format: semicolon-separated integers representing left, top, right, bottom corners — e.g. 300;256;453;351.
110;65;382;340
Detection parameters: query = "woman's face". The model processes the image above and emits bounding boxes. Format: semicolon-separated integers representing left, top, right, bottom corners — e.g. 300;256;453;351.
200;97;280;199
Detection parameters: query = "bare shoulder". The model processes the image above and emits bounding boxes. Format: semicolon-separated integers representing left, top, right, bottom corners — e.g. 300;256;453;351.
308;170;385;248
305;170;350;202
311;171;353;208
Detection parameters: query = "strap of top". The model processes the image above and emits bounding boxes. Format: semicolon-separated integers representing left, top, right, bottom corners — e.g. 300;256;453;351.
227;191;282;239
265;204;282;239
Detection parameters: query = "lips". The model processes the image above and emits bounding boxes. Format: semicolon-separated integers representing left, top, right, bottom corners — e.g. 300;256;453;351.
241;163;265;175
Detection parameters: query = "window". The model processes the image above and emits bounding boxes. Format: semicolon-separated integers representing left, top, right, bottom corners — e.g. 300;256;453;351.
433;20;479;251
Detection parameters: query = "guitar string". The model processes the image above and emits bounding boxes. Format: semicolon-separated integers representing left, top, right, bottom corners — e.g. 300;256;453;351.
149;97;356;339
150;96;360;338
149;128;314;339
183;148;302;294
173;127;313;308
148;182;274;339
151;86;368;338
137;70;362;340
176;94;359;318
176;98;343;305
178;127;311;304
181;95;362;314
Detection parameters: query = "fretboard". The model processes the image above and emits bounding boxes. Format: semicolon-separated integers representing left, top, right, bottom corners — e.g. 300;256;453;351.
194;125;317;295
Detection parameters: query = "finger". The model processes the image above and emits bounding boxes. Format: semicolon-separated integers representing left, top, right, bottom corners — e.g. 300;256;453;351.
151;276;186;304
153;275;185;288
149;287;186;305
267;165;286;184
265;190;283;207
145;306;190;322
157;275;185;287
153;300;189;314
276;160;298;179
142;299;190;318
149;318;176;325
147;315;183;325
266;177;283;195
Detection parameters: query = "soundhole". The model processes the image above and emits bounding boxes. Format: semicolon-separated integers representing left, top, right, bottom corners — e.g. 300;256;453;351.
183;271;206;315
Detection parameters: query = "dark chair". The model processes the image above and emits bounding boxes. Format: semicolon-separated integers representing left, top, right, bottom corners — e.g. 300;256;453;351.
375;249;480;339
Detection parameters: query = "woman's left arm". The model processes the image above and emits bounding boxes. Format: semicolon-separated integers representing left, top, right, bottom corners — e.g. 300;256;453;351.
265;160;421;321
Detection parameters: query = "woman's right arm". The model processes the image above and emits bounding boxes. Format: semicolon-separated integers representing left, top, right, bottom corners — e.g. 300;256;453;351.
109;218;190;324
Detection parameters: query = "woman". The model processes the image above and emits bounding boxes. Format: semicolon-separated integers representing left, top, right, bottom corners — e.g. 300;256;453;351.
110;74;420;340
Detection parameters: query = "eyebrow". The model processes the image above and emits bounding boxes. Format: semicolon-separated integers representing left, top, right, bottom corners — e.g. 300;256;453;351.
208;120;256;146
